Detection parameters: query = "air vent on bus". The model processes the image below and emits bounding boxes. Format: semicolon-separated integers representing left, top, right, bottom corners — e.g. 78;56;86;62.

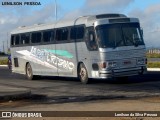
109;18;130;23
96;14;127;19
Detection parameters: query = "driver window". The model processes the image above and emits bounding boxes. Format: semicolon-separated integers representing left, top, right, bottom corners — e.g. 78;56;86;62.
85;27;98;51
89;32;97;50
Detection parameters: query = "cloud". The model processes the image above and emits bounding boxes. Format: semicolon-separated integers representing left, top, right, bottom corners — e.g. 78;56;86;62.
129;3;160;47
0;1;58;52
64;0;134;19
85;0;134;11
64;0;160;48
0;0;159;53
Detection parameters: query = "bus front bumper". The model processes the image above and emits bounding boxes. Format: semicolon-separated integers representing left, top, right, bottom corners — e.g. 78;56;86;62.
99;66;147;79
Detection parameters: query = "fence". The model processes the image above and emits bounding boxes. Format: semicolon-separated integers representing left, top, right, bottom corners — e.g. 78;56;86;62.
147;49;160;54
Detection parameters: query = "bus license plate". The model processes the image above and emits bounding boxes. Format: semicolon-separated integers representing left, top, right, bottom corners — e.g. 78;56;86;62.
123;60;131;65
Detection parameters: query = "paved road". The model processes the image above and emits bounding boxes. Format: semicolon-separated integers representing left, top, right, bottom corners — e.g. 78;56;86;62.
0;66;160;103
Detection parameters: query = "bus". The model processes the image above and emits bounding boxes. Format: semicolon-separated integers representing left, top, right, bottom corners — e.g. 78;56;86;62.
10;13;147;84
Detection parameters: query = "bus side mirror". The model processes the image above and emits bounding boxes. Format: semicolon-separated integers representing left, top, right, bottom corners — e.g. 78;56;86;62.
140;28;143;36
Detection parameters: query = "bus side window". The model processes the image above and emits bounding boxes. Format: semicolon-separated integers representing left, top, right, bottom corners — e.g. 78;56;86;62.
76;26;84;39
43;30;53;42
56;28;68;41
11;35;15;46
70;25;84;40
51;31;55;42
70;27;76;40
15;35;20;45
31;32;42;43
61;28;68;40
21;33;30;45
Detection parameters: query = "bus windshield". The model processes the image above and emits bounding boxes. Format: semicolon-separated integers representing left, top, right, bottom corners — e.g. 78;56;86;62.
96;23;144;48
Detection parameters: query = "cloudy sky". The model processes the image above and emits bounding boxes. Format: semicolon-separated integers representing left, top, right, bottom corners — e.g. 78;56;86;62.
0;0;160;52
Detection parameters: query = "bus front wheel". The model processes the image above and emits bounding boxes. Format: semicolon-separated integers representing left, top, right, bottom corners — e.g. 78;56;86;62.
26;63;34;80
78;63;89;84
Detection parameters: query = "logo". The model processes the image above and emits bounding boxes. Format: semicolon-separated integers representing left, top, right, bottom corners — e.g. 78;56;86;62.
2;112;11;118
16;47;75;71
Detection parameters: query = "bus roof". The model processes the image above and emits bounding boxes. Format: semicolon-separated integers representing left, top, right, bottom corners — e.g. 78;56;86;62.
11;13;131;34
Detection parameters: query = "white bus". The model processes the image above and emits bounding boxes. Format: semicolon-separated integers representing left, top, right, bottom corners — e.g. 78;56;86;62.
10;14;147;84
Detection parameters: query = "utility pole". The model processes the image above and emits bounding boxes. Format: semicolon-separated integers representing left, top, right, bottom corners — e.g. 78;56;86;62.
55;0;57;21
7;32;8;49
3;41;4;53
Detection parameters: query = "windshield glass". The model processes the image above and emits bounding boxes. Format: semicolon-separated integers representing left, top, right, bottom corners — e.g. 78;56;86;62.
96;23;144;48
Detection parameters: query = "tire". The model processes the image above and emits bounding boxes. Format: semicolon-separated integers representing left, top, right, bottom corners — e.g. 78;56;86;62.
26;63;34;80
78;63;89;84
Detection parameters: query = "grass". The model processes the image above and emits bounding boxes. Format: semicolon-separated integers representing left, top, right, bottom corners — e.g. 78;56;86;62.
0;59;8;65
147;62;160;68
146;53;160;68
146;53;160;58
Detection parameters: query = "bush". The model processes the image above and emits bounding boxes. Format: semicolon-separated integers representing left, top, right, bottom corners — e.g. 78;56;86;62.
0;59;8;65
147;62;160;68
0;52;5;56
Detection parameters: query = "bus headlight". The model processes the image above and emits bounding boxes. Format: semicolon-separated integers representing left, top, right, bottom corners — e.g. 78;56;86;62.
137;58;145;65
99;61;117;69
99;62;107;69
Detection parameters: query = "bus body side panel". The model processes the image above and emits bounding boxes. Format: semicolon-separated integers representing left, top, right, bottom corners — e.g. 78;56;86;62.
11;47;27;75
55;42;77;77
34;44;58;76
11;45;59;76
52;41;92;78
88;51;101;79
76;42;100;79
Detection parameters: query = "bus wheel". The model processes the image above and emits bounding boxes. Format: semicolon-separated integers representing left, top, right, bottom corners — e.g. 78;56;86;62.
26;63;34;80
78;63;89;84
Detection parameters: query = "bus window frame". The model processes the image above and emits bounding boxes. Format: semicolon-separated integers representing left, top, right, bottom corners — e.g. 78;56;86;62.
70;24;85;43
10;24;86;47
85;26;98;51
55;27;69;42
42;29;55;43
11;34;20;47
20;33;31;45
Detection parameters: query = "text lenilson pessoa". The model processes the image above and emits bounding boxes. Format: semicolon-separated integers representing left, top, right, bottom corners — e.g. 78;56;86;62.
2;2;41;6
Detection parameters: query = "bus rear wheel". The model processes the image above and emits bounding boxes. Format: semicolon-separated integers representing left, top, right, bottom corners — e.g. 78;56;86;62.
26;63;34;80
78;63;89;84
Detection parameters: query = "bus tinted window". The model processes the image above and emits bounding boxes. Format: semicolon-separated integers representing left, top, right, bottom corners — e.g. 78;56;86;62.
70;27;76;39
11;35;20;46
11;35;15;46
76;26;84;39
70;26;84;40
43;30;54;42
56;28;68;41
31;32;41;43
21;33;30;44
